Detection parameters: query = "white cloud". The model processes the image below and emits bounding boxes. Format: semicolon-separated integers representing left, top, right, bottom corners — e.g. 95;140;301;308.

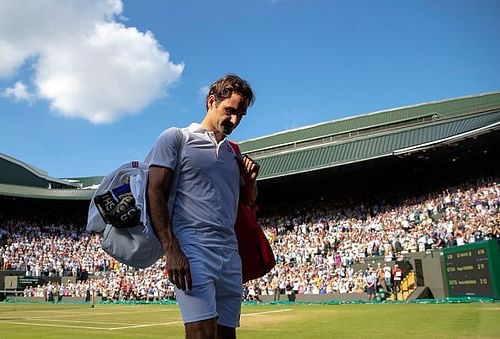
199;85;210;98
2;81;35;103
0;0;184;123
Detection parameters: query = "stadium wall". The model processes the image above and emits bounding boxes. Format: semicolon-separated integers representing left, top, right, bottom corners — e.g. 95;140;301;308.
259;292;369;303
414;253;447;299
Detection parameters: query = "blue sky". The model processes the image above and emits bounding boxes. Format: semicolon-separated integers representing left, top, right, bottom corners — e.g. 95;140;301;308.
1;0;499;179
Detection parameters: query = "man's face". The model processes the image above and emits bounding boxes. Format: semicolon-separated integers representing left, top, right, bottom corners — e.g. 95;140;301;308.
207;92;248;137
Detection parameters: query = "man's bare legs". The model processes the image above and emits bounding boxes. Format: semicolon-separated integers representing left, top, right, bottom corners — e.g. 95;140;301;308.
217;324;236;339
185;318;236;339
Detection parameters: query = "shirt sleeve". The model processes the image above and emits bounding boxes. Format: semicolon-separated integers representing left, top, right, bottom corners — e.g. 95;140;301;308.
144;127;180;170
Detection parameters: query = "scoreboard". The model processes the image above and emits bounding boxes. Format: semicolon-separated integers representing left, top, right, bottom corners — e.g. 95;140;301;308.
443;240;500;298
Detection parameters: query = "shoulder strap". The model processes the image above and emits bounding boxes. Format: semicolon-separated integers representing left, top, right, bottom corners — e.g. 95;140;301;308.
166;128;186;220
229;141;241;158
229;141;243;175
229;140;256;205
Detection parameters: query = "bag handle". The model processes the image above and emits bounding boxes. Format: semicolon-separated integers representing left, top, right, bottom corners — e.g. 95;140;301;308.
229;141;256;207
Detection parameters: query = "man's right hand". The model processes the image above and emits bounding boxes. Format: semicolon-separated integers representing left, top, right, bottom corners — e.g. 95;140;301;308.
164;240;192;291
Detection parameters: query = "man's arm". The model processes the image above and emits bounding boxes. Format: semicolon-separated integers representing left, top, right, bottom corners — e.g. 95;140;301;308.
147;165;192;291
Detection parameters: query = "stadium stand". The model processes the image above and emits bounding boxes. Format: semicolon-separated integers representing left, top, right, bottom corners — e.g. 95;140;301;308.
1;177;498;302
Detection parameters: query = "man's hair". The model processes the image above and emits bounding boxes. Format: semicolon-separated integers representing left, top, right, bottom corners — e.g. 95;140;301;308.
205;74;255;111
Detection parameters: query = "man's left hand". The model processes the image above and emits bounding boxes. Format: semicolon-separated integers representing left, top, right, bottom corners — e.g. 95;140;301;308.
242;155;259;182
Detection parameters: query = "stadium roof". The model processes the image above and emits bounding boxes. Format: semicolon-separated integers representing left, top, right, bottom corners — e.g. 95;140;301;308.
240;92;500;153
241;92;500;179
0;152;82;189
1;91;499;199
0;182;94;200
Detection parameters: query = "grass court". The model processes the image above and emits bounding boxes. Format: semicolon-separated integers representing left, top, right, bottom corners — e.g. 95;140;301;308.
0;302;498;338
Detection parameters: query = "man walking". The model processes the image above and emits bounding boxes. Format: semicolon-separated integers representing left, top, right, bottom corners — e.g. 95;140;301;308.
147;74;258;338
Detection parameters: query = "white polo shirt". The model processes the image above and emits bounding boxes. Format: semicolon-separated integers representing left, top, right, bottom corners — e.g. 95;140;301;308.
145;123;240;249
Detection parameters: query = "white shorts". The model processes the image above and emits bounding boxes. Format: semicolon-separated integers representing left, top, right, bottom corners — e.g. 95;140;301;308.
175;244;243;328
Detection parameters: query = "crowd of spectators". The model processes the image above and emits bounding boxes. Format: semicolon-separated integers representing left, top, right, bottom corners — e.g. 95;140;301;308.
246;178;500;299
1;177;499;302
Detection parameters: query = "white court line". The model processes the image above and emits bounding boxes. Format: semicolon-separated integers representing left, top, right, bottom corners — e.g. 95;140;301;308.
109;321;183;330
108;309;294;330
242;309;293;317
0;320;182;331
0;321;115;330
4;308;172;317
0;308;293;331
29;317;133;325
92;309;177;315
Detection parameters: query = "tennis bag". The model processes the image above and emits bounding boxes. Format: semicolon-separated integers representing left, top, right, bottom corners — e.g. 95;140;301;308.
230;142;276;283
86;128;185;269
